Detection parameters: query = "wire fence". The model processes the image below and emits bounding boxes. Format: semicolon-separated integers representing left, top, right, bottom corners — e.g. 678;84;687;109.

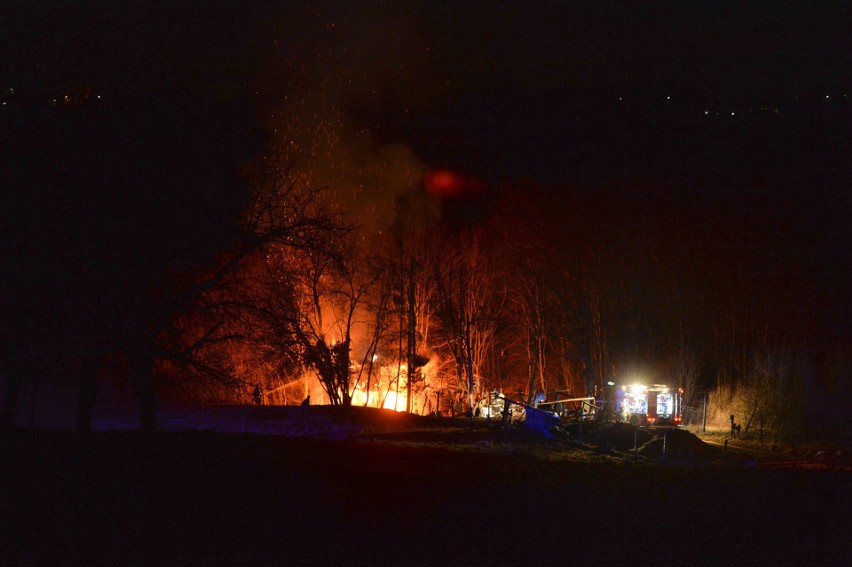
681;404;706;431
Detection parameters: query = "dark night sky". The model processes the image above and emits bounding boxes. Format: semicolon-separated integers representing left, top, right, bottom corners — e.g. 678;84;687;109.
307;2;850;185
3;1;848;186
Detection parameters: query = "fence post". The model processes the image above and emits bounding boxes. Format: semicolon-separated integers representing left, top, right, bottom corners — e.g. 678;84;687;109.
702;393;707;433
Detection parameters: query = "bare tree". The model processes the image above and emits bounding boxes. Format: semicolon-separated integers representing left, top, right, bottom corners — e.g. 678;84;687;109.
670;342;701;410
430;226;504;412
118;149;347;432
268;234;379;408
352;259;396;407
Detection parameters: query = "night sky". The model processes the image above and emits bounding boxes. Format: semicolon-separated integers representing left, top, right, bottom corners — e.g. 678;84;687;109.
2;1;849;333
334;2;849;185
6;2;847;178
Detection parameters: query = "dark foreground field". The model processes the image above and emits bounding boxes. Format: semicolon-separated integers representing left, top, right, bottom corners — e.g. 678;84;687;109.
1;408;849;565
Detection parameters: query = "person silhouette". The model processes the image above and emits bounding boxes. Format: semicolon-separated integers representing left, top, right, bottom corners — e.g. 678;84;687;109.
252;384;262;405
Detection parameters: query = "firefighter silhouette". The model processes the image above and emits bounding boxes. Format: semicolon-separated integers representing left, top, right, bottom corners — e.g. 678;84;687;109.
252;384;262;405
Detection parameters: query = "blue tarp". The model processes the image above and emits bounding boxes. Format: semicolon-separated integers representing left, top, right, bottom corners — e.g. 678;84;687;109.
524;406;559;438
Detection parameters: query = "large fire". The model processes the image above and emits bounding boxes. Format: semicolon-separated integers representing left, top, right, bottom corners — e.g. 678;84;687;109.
346;361;431;413
264;350;442;414
348;378;408;412
381;391;405;412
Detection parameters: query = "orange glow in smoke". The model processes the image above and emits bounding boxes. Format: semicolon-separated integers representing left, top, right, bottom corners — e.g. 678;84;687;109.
423;169;485;199
424;169;463;197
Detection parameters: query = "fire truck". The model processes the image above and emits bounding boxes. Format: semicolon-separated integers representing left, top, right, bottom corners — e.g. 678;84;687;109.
606;383;683;427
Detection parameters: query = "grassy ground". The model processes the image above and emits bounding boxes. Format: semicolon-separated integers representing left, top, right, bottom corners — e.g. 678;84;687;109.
1;409;849;565
691;425;852;469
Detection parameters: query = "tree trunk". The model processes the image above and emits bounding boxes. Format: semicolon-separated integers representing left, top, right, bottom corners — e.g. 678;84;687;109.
466;321;475;413
341;361;352;408
76;355;100;433
341;339;352;408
